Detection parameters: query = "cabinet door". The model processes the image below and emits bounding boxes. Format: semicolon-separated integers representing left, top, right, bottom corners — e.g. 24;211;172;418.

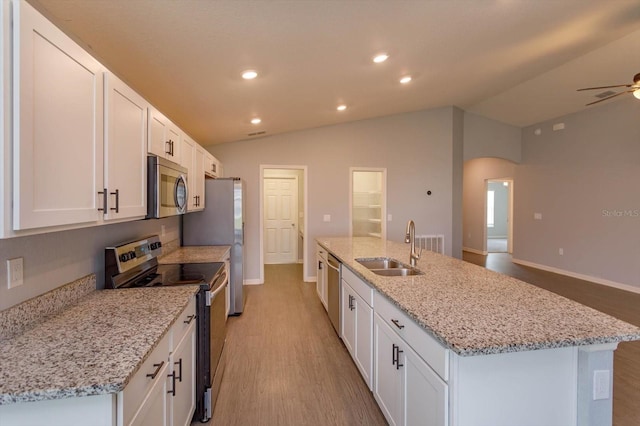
181;136;196;210
194;145;205;210
354;293;373;389
148;107;170;158
341;281;356;355
374;314;402;426
104;73;148;221
204;151;217;178
170;322;196;426
403;346;448;426
128;361;169;426
13;0;104;230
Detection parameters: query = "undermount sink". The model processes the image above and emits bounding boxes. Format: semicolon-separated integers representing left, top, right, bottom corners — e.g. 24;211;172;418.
356;257;424;277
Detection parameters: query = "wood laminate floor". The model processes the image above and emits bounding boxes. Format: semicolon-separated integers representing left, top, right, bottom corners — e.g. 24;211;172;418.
199;264;387;426
464;252;640;426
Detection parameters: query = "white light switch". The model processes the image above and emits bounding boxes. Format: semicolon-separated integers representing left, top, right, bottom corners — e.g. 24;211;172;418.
534;213;542;220
323;214;331;222
7;258;24;289
553;123;565;131
387;214;392;221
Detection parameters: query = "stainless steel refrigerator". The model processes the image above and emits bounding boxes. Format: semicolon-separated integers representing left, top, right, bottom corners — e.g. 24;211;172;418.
182;178;245;315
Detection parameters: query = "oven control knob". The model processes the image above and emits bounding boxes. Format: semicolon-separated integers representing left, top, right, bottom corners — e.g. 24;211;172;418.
150;242;162;250
119;253;129;262
129;251;137;259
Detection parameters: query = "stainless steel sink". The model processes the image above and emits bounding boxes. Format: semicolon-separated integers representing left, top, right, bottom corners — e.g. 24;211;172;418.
356;258;406;269
369;268;424;277
355;257;424;277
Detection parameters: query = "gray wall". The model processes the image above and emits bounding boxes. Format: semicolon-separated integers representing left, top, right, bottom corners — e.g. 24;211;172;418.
463;112;522;163
487;181;509;238
514;97;640;288
0;217;180;310
463;158;516;253
208;107;463;282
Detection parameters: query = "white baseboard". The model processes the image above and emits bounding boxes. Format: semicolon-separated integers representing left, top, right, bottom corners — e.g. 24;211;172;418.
463;247;488;256
243;279;263;285
488;236;507;239
511;258;640;295
304;275;317;283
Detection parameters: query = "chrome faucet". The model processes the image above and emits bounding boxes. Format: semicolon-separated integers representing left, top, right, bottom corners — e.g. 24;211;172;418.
405;220;421;267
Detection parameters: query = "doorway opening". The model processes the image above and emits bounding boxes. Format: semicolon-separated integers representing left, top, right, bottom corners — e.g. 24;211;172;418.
349;167;387;239
486;179;513;253
259;165;308;283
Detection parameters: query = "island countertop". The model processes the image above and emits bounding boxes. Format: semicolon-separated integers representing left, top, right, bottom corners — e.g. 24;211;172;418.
0;286;198;405
317;237;640;356
158;245;231;264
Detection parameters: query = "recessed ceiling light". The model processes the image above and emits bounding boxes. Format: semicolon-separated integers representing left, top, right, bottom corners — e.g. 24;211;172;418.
251;118;261;125
242;70;258;80
337;105;347;111
373;53;389;63
400;76;412;84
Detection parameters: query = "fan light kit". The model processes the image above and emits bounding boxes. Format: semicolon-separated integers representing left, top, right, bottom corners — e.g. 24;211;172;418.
337;105;347;111
251;118;261;125
400;76;412;84
577;72;640;106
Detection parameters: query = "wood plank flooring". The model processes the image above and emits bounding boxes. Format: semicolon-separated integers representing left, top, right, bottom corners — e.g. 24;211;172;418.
464;252;640;426
199;264;386;426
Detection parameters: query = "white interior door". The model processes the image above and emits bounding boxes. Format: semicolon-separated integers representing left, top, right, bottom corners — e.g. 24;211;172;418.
264;177;298;264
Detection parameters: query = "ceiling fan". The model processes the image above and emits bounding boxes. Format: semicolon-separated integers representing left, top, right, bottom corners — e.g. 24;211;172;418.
577;72;640;106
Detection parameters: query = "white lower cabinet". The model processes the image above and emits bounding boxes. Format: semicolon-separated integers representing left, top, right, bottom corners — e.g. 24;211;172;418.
341;266;373;389
0;297;197;426
316;244;328;310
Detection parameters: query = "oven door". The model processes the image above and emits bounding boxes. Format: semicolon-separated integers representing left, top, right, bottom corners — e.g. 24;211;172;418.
198;268;228;421
147;156;188;218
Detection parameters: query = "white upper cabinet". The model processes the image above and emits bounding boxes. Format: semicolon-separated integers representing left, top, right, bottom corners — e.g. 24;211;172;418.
181;135;205;212
148;107;181;164
12;0;104;230
103;73;148;221
204;151;220;178
193;144;206;211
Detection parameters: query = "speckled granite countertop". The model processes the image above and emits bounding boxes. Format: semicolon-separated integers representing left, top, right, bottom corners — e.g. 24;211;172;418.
317;237;640;356
0;286;198;405
158;245;231;264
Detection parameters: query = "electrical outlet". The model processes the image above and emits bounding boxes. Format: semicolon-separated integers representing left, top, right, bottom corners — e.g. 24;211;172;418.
534;213;542;220
7;258;24;289
387;214;392;221
559;248;564;256
323;214;331;222
593;370;610;400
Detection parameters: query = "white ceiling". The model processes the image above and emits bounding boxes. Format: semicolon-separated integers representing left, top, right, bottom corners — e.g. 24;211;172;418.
31;0;640;145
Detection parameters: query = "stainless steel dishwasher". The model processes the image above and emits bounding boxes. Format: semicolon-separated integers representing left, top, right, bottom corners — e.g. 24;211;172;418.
326;253;341;335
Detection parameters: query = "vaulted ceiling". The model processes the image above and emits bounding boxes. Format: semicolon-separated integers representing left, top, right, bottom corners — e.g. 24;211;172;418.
31;0;640;145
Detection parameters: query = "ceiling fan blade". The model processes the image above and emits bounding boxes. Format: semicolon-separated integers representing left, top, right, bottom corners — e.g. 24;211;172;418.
585;90;634;106
577;84;633;91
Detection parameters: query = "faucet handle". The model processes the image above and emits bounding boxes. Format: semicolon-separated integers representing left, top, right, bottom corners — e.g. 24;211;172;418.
417;246;423;259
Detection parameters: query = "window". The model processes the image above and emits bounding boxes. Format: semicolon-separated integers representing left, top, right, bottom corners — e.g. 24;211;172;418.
487;190;495;228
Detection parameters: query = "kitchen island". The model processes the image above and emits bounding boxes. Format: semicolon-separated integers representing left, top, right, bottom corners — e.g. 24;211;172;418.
317;237;640;426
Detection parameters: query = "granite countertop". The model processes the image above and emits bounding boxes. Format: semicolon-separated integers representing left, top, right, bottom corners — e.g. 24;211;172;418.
317;237;640;356
0;286;198;405
158;245;231;264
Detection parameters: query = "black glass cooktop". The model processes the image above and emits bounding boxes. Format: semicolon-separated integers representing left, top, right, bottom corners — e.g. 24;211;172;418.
124;262;223;289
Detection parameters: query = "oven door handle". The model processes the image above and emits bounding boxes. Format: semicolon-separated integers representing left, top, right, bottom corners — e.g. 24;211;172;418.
206;272;228;306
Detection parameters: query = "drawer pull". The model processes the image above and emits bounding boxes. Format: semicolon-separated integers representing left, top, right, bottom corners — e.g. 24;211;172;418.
146;361;164;380
348;294;355;311
391;319;405;329
184;314;196;324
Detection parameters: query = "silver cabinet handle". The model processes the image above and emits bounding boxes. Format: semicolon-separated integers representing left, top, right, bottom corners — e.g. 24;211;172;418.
97;188;107;212
110;189;119;213
391;319;405;329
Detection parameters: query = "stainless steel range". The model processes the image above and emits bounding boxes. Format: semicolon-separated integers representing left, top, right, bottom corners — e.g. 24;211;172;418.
105;235;227;423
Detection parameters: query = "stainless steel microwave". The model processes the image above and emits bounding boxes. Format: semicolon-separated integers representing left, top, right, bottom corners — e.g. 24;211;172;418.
147;156;188;218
